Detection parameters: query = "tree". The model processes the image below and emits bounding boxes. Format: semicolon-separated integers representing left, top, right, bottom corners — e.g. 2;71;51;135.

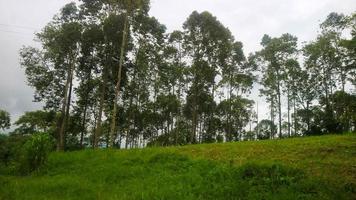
257;33;298;138
74;23;104;147
217;96;253;141
0;110;10;131
303;34;339;134
255;119;276;140
341;13;356;87
294;70;318;134
14;111;56;135
183;11;235;143
320;12;352;92
327;91;356;132
20;2;82;151
220;41;254;141
109;0;151;147
284;59;301;136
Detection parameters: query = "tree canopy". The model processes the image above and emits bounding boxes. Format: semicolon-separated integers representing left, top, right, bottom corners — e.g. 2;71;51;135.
11;2;356;150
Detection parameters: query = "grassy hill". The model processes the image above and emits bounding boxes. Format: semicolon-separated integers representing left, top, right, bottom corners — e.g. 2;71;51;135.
1;134;355;200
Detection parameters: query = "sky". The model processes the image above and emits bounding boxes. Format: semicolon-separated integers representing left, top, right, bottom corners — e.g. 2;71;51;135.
0;0;355;128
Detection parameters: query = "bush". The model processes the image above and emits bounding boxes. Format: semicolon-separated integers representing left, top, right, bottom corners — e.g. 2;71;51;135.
20;133;54;173
0;134;30;174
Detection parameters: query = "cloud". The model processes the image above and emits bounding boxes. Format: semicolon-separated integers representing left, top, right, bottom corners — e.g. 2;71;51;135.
150;0;356;54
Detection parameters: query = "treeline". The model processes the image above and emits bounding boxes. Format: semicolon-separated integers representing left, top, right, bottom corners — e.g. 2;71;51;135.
2;1;355;150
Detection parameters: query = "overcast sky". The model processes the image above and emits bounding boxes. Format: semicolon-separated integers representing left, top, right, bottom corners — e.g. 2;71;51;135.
0;0;355;127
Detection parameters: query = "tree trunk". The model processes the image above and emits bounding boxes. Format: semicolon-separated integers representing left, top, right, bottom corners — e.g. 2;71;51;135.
287;87;291;137
58;55;75;151
191;85;198;144
94;79;105;148
270;97;275;139
306;102;310;133
80;103;88;148
109;12;130;147
227;74;232;142
63;68;74;147
256;102;259;140
293;96;297;136
80;71;92;148
277;79;282;138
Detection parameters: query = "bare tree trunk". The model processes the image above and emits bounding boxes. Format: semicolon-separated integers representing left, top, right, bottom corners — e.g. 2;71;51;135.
58;78;69;150
63;68;74;147
92;114;98;149
80;69;93;148
65;75;73;126
287;87;291;137
94;82;105;148
118;133;122;149
227;76;232;142
270;97;275;139
58;55;75;151
277;79;282;138
293;96;297;136
80;104;88;148
306;102;310;134
191;88;197;144
125;132;129;149
256;102;259;140
109;12;129;147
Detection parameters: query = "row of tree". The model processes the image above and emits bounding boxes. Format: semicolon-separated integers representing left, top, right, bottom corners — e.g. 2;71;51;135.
255;13;356;139
3;0;354;150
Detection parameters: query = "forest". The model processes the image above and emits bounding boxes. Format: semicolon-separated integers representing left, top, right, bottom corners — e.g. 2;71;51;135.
0;0;355;199
0;1;355;151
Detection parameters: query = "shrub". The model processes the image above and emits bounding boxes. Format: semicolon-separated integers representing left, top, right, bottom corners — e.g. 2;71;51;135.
0;134;30;174
20;133;54;173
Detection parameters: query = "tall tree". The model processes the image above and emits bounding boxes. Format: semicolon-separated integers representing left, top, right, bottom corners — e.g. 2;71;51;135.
220;41;254;141
20;3;82;150
109;0;150;147
183;11;234;143
257;33;298;138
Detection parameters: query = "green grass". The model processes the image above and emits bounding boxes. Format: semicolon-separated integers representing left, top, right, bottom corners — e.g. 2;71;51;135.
1;134;356;199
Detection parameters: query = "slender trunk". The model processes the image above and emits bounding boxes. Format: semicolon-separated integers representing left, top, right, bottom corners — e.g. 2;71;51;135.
270;97;275;139
277;80;282;138
92;114;97;148
191;86;197;144
94;80;105;148
125;131;128;149
341;70;345;93
153;68;159;138
80;104;88;148
191;65;198;144
209;78;215;142
287;87;291;137
65;74;73;128
63;70;74;148
58;55;75;151
306;102;310;133
293;95;297;136
109;12;129;147
323;67;330;108
94;49;109;147
118;133;122;149
191;42;201;144
167;114;170;135
227;74;232;142
256;102;259;140
80;71;92;148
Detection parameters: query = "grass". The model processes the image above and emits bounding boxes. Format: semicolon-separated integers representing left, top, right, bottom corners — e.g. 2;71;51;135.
1;134;355;199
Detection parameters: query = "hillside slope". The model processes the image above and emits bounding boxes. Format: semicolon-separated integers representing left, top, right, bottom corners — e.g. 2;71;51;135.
1;134;355;200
